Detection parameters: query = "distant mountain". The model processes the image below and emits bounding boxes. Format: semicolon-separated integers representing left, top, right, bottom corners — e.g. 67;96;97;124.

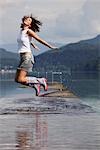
0;35;99;71
0;42;63;56
34;35;100;71
0;48;19;69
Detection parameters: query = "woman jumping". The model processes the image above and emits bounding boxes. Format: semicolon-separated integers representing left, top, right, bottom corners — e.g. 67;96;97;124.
15;15;57;96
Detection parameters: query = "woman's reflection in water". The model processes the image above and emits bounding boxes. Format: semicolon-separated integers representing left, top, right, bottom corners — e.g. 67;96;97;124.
16;113;48;150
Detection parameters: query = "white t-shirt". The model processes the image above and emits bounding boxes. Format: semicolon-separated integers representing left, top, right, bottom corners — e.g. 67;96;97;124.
17;29;32;53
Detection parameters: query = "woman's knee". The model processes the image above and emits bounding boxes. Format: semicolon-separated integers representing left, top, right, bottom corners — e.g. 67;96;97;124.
15;77;26;84
15;77;21;83
15;69;27;83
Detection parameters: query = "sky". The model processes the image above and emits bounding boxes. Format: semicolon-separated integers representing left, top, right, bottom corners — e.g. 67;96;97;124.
0;0;100;46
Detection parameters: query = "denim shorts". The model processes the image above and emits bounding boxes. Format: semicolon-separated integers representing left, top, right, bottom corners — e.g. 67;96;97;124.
17;52;35;72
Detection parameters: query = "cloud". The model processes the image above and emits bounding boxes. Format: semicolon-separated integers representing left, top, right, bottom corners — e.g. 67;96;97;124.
54;0;100;41
55;10;82;37
0;0;100;45
0;0;72;44
81;0;100;34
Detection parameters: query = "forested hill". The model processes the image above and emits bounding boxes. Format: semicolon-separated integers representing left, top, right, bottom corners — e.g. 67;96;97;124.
35;35;100;71
0;35;100;71
0;48;19;69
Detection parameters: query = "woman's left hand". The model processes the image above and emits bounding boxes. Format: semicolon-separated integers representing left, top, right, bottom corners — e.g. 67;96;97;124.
51;46;59;50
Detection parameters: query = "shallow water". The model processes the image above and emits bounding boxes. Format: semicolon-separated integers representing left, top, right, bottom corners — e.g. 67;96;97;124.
0;86;100;150
0;72;100;150
0;113;100;150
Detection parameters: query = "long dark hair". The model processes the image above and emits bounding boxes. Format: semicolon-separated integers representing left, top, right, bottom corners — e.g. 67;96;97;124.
21;14;42;32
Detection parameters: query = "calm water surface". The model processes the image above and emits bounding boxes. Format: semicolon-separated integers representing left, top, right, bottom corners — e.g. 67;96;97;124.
0;71;100;150
0;113;100;150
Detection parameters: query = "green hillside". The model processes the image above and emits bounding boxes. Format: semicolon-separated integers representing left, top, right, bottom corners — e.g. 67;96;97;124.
0;35;100;71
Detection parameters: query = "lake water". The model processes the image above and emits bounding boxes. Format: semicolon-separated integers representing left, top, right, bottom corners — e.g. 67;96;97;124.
0;71;100;150
0;71;99;111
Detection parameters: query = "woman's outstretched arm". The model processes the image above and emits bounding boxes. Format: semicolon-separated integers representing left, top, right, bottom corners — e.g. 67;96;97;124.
28;29;57;49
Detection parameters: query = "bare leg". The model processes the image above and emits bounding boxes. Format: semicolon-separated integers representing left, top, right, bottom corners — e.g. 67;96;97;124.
15;69;40;96
15;69;27;84
15;69;40;84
